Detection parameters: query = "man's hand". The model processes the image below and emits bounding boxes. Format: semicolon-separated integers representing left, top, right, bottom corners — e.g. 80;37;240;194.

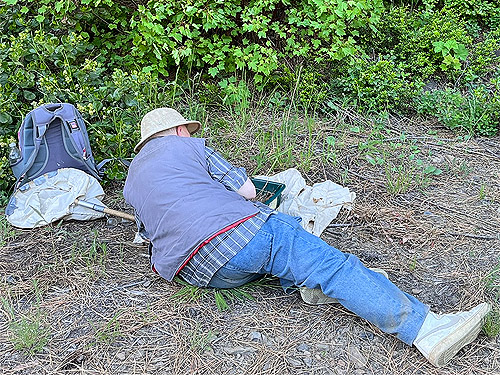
237;178;256;200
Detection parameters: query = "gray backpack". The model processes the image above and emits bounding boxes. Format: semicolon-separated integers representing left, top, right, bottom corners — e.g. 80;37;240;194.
10;103;103;188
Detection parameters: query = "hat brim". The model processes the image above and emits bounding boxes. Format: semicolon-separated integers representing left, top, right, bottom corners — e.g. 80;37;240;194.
134;120;201;153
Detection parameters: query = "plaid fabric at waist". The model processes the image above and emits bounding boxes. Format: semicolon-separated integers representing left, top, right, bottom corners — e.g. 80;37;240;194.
177;202;274;287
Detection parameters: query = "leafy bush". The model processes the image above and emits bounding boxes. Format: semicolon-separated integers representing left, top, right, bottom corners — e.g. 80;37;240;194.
329;58;424;113
444;0;500;28
416;85;500;136
128;0;384;82
465;28;500;82
370;7;473;79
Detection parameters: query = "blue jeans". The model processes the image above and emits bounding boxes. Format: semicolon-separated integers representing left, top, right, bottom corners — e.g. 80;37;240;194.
208;212;429;345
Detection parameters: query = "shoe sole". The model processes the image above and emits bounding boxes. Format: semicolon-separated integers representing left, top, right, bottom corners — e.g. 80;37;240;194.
430;303;491;367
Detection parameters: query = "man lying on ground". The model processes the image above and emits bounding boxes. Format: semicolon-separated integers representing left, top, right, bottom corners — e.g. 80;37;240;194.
123;108;490;368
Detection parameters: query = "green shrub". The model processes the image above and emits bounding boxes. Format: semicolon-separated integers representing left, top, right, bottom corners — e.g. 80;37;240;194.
330;58;424;113
444;0;500;28
127;0;384;81
370;7;473;79
464;28;500;82
416;85;500;136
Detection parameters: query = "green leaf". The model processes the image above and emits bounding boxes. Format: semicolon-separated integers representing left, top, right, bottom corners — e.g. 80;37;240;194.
433;41;452;56
208;67;219;77
335;27;346;37
444;39;458;51
366;155;376;165
23;90;36;101
20;6;28;13
124;95;138;107
0;112;12;124
441;55;460;70
35;15;45;23
423;165;442;175
455;44;468;60
4;0;18;5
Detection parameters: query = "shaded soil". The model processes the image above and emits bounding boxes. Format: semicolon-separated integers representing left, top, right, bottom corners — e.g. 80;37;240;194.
1;113;499;374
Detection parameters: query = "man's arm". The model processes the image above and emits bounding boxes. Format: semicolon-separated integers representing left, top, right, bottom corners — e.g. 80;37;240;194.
205;146;256;199
236;177;256;200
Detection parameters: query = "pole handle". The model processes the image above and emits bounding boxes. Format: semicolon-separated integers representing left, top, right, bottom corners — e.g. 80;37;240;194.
102;207;135;222
75;199;135;222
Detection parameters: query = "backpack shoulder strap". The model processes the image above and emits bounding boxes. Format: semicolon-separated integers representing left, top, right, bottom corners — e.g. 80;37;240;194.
14;106;56;188
57;104;89;157
57;104;101;179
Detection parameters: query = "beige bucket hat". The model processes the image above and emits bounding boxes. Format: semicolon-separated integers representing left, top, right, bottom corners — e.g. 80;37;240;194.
135;108;201;152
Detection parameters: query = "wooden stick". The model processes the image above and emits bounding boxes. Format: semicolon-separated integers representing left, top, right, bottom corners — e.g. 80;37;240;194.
75;199;135;222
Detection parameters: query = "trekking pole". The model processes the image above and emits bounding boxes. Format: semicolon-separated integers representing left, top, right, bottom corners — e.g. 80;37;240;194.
74;199;135;222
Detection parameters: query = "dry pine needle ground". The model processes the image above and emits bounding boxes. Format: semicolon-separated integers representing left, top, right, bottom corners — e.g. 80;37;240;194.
1;110;499;375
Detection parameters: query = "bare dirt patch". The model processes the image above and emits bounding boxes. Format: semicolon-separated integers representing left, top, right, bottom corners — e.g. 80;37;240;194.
1;114;499;375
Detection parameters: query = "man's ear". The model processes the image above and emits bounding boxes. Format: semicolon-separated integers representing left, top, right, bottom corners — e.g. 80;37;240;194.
176;125;191;137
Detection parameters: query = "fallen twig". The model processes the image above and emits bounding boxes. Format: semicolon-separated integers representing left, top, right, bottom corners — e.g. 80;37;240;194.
446;232;500;240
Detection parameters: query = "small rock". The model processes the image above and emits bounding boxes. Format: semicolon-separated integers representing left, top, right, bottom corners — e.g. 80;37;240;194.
348;346;367;369
106;217;118;228
223;346;256;355
359;331;374;340
315;343;330;351
188;308;199;318
286;357;302;368
423;79;438;91
249;331;262;342
6;275;18;284
432;155;444;164
303;356;313;367
116;352;126;361
143;279;151;288
412;288;422;295
297;343;310;352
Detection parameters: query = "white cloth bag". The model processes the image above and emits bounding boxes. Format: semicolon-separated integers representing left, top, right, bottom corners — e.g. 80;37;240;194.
258;168;355;236
5;168;106;228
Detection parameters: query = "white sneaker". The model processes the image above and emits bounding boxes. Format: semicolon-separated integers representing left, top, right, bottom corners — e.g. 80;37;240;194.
414;302;491;367
300;268;389;305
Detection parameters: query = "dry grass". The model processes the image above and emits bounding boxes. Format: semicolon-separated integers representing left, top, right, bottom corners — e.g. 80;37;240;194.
1;108;499;374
